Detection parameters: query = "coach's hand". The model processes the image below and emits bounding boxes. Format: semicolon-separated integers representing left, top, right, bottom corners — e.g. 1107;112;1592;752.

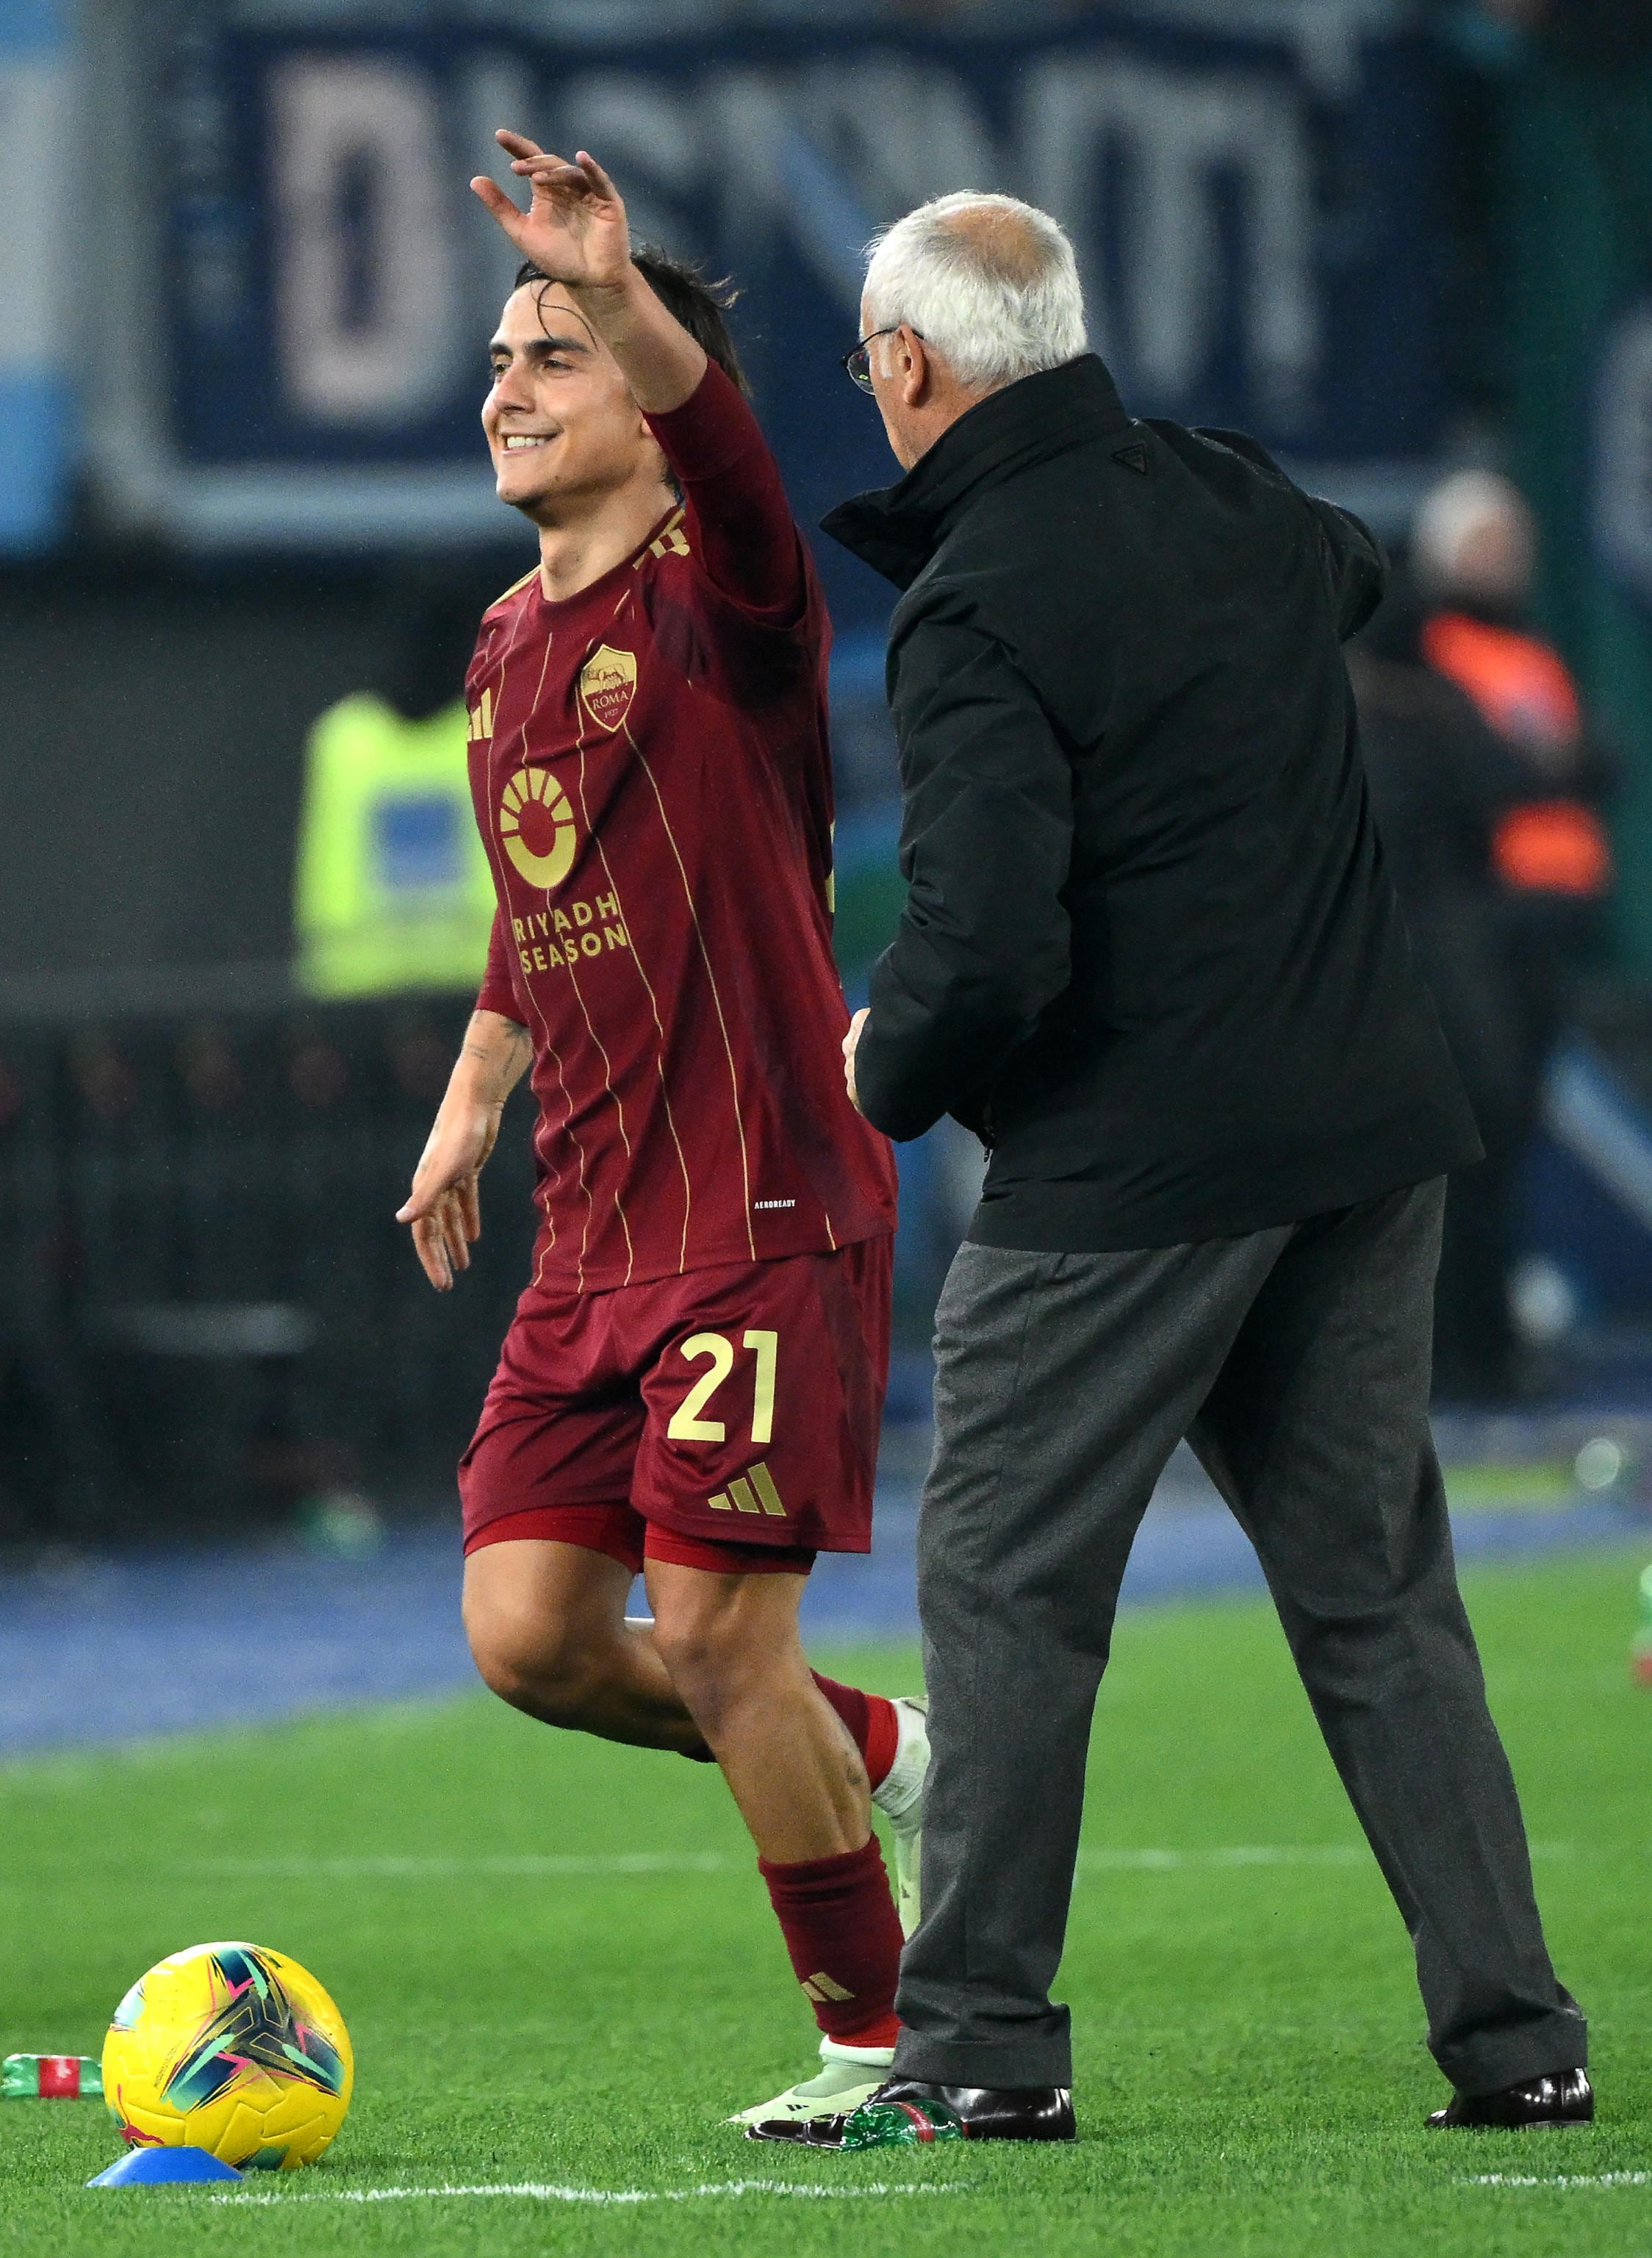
472;135;631;293
844;1008;869;1113
397;1098;501;1293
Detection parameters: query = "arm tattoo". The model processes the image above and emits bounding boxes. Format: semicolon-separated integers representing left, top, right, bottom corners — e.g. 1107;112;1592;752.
461;1026;529;1069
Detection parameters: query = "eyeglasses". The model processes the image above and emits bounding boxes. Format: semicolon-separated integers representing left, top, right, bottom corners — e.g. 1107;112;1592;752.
841;326;921;393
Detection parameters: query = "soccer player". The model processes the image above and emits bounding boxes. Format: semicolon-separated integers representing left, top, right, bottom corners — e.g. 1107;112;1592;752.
396;135;924;2126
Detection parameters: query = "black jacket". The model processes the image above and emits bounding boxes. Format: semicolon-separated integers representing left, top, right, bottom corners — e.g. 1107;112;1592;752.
1349;649;1531;1144
822;355;1482;1252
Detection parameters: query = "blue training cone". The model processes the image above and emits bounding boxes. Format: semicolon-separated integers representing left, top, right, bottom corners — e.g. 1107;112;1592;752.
88;2146;244;2186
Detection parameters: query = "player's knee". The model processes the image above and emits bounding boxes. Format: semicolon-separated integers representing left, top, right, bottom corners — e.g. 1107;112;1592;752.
650;1601;755;1733
462;1593;607;1729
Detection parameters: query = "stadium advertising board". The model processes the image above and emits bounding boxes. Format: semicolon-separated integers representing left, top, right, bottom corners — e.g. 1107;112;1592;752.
93;0;1441;602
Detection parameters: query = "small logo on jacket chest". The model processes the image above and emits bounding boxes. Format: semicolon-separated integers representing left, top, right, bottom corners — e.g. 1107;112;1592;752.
579;644;637;733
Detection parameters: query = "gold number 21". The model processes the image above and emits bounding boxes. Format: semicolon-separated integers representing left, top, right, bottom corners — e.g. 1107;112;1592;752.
667;1330;778;1445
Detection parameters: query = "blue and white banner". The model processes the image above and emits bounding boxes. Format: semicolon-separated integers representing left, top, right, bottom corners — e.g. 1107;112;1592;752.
0;0;70;553
93;1;1442;608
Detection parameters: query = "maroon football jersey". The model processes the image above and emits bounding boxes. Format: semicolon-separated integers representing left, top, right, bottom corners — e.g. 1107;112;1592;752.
468;360;897;1293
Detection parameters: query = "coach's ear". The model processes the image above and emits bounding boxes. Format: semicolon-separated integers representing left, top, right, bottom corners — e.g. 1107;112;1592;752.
894;326;935;409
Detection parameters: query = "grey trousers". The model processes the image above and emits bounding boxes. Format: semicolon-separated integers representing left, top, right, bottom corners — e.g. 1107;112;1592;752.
893;1180;1586;2095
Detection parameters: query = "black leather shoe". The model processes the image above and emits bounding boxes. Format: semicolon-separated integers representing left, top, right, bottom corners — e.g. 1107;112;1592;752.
745;2075;1075;2147
1427;2068;1593;2129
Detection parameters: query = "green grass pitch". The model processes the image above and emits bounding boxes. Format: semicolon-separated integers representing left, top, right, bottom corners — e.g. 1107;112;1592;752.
1;1546;1647;2257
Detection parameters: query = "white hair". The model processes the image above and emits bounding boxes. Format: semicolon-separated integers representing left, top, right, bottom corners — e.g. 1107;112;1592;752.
862;192;1088;394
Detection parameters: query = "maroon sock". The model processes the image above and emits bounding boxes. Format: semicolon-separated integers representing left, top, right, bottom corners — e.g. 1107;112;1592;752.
811;1674;900;1791
758;1834;903;2048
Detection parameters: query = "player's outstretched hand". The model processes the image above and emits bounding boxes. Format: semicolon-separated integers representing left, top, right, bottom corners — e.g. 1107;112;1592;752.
471;137;631;291
396;1101;501;1292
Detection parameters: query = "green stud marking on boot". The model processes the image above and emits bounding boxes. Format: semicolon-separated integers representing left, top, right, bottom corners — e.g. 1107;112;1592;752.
837;2098;966;2150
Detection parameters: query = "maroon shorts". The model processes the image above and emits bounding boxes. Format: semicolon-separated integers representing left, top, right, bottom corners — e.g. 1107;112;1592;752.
460;1236;892;1576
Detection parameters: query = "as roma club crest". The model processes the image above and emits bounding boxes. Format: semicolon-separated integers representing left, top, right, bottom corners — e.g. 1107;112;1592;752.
579;644;638;734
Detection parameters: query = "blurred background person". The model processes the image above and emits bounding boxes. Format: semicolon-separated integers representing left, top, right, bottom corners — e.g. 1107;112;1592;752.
1365;468;1615;1399
295;565;502;1001
1412;470;1614;1049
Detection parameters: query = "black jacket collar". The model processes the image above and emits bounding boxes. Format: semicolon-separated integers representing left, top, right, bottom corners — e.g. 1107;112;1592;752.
821;354;1135;590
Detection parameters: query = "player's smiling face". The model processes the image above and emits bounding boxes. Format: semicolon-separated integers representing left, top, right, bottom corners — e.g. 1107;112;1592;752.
484;282;664;521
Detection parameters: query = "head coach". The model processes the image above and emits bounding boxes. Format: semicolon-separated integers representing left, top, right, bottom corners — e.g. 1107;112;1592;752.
769;193;1590;2149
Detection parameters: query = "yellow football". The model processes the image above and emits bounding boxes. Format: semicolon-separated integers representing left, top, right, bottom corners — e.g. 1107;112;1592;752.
101;1941;352;2169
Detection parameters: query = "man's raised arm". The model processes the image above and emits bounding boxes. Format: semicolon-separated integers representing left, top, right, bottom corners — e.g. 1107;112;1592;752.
473;137;705;412
474;136;805;622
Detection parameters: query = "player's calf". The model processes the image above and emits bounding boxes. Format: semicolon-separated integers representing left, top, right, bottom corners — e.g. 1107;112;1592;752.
647;1563;870;1858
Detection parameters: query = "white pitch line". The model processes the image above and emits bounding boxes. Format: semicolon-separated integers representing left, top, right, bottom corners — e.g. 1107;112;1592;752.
210;2180;960;2206
1078;1846;1366;1871
1077;1843;1574;1872
188;1844;1576;1881
1468;2173;1651;2189
187;1853;734;1879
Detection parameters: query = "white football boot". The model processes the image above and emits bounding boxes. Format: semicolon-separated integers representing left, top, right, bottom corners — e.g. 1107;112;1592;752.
871;1695;930;1937
730;2037;895;2127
